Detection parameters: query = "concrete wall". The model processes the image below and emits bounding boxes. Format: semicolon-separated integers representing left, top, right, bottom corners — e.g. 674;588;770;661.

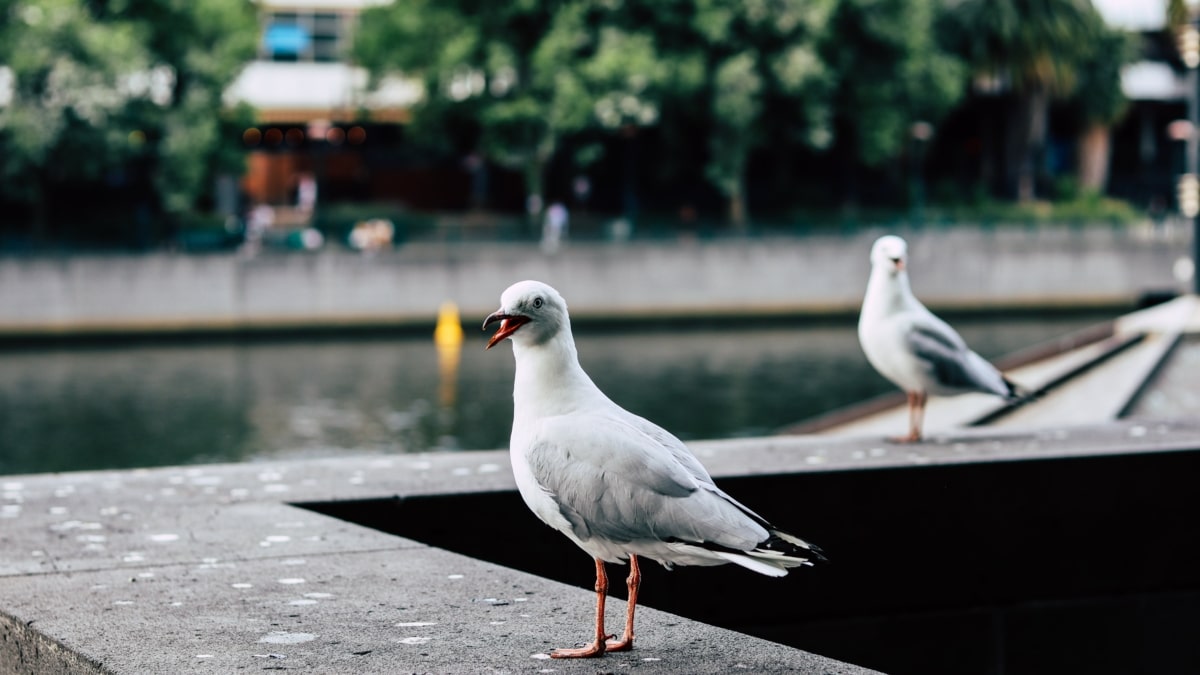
0;225;1192;335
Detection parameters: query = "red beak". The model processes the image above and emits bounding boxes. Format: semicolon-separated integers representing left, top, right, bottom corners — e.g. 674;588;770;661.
482;311;530;349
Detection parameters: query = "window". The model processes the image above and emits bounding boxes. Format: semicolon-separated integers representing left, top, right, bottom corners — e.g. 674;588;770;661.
262;11;349;63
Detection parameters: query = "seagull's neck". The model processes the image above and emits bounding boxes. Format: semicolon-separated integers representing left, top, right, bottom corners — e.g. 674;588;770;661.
863;266;917;317
511;331;604;419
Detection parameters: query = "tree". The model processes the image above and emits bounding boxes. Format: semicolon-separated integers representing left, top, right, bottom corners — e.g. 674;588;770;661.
355;0;671;226
1065;26;1134;194
1167;0;1189;34
707;52;763;228
0;0;256;245
356;0;838;230
947;0;1117;202
0;0;151;239
822;0;967;206
679;0;837;229
98;0;259;218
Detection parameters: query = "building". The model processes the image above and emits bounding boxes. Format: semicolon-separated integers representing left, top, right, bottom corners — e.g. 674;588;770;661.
1097;0;1189;212
222;0;428;224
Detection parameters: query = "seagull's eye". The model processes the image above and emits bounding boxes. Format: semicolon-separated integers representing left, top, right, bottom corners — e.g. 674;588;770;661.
532;297;544;309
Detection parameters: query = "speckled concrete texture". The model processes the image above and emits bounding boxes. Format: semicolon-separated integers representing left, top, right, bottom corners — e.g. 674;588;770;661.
3;420;1198;673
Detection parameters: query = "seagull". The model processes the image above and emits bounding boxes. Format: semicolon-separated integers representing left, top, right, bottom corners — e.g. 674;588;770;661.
858;235;1022;442
483;280;823;659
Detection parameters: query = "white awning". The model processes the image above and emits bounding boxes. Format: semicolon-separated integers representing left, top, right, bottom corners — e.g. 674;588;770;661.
257;0;393;10
1093;0;1167;31
1122;61;1186;102
223;60;421;119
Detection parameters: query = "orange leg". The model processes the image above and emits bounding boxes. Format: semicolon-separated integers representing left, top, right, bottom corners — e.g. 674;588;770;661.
890;391;927;443
605;554;640;652
551;557;613;658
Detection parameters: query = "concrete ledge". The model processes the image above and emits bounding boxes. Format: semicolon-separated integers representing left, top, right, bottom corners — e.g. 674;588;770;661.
0;438;893;674
0;613;105;675
3;420;1198;673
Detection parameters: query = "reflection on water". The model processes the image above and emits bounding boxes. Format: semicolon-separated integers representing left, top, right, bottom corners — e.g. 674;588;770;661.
0;314;1107;475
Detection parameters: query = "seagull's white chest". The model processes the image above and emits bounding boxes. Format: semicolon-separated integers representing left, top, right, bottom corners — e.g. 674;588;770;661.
859;311;928;393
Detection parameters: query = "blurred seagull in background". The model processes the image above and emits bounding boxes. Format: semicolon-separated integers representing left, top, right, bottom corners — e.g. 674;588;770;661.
484;280;824;659
858;235;1023;443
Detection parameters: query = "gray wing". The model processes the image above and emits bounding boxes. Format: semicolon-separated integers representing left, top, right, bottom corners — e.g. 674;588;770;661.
526;413;768;551
621;409;783;529
906;315;1010;396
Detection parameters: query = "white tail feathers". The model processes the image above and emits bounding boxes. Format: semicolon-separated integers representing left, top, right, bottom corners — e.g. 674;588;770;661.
713;551;789;577
772;529;819;551
713;545;818;577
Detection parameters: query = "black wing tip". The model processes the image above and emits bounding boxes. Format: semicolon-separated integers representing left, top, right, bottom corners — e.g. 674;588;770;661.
1003;376;1038;403
764;531;829;564
807;542;830;564
666;534;829;565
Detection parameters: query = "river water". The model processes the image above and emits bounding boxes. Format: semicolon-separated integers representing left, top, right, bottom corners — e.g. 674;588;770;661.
0;314;1110;475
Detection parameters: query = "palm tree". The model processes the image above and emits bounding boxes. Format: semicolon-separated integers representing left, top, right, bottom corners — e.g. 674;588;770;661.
1070;27;1133;194
950;0;1113;202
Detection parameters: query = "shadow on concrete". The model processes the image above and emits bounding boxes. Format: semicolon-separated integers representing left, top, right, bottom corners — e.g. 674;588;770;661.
300;448;1200;675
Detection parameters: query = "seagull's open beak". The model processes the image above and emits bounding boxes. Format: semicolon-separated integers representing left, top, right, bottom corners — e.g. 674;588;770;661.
483;311;530;349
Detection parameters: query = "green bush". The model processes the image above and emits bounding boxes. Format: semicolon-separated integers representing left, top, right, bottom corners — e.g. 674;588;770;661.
311;202;439;246
778;194;1146;232
175;212;243;251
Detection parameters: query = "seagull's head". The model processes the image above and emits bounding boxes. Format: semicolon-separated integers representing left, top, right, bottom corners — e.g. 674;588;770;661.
870;235;908;275
482;280;569;349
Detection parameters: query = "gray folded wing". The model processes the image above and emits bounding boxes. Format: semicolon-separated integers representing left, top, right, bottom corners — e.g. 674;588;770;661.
525;413;769;551
906;318;1008;396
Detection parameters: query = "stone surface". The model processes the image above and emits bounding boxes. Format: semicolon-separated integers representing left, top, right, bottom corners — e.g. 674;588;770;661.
3;419;1198;674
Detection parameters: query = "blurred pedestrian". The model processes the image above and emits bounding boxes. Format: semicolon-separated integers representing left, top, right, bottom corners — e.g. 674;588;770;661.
241;202;274;257
541;201;569;253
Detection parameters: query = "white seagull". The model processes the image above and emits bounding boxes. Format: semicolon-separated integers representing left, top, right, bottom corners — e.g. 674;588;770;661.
858;235;1022;442
484;280;823;659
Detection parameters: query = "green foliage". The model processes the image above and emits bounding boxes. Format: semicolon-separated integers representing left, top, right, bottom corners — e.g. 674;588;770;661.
0;0;257;236
0;0;1148;241
934;196;1143;226
1065;25;1135;126
942;0;1133;201
355;0;1138;217
100;0;259;218
921;173;1143;225
355;0;690;197
824;0;966;167
682;0;838;208
943;0;1133;125
706;52;762;197
355;0;592;185
311;202;438;243
0;0;150;189
782;195;1145;230
355;0;837;222
1167;0;1190;35
948;0;1103;96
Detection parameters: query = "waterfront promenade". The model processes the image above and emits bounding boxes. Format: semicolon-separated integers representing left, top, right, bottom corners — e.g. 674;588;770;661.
0;224;1191;337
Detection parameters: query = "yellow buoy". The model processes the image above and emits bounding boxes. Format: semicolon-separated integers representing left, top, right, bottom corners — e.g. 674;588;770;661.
433;301;464;347
434;301;464;409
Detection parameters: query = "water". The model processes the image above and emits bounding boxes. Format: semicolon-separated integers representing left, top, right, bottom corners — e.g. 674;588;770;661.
0;314;1108;475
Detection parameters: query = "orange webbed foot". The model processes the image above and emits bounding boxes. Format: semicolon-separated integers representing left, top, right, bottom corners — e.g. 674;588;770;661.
604;635;634;652
550;636;613;659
